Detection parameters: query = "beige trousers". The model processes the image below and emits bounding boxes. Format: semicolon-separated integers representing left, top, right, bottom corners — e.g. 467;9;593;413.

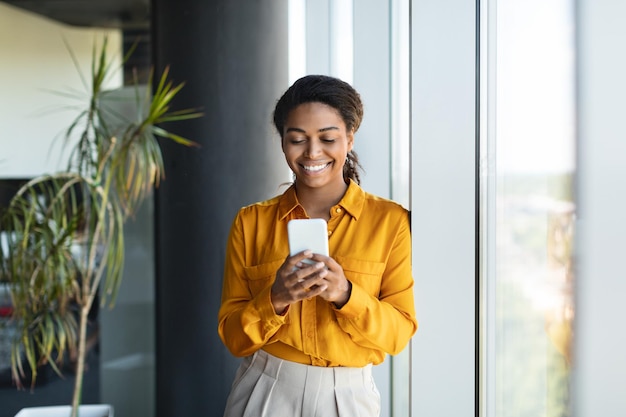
222;349;380;417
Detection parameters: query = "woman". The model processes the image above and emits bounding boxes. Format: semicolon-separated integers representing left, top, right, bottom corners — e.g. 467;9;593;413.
218;75;417;417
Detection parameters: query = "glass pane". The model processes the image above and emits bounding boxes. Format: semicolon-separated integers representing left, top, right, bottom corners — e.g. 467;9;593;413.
480;1;576;416
390;1;411;416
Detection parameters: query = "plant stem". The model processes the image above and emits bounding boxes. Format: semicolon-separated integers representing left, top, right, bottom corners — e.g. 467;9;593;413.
71;305;89;417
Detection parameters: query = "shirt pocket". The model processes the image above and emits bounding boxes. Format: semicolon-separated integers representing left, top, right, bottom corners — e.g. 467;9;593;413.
334;256;386;297
243;259;284;296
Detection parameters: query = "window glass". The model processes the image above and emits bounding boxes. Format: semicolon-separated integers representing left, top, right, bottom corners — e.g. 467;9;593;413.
480;1;576;416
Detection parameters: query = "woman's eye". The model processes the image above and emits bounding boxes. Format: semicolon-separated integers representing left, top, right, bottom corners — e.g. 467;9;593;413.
321;138;336;143
289;138;305;144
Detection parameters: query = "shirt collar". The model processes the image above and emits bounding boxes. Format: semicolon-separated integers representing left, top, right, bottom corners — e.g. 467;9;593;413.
278;179;365;221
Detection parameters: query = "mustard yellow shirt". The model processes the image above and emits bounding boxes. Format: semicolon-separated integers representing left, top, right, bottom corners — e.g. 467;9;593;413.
218;180;417;367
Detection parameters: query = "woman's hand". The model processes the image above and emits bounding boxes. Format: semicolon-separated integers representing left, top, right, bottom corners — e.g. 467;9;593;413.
270;251;352;314
309;253;352;309
271;250;329;314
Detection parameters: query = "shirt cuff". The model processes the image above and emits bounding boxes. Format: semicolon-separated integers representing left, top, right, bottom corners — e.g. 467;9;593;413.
334;281;367;320
254;284;289;329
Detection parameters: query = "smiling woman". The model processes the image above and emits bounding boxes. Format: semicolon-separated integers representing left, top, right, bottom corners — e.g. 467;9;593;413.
217;74;417;417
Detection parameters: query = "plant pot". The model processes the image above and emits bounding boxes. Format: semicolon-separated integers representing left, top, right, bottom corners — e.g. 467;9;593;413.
14;404;114;417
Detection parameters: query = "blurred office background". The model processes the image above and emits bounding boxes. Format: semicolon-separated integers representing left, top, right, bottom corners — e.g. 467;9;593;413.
0;0;623;416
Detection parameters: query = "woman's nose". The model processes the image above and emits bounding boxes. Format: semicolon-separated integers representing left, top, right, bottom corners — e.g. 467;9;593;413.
305;140;321;157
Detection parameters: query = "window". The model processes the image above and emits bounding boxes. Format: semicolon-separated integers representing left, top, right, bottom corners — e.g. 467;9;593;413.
479;1;576;416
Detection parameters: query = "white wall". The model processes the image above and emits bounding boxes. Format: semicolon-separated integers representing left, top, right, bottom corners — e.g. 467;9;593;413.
574;0;626;416
0;3;122;178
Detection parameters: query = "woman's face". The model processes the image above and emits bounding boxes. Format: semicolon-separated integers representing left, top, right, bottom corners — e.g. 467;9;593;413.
281;102;354;191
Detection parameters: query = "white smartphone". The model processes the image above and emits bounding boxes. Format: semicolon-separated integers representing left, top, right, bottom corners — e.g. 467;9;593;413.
287;219;329;265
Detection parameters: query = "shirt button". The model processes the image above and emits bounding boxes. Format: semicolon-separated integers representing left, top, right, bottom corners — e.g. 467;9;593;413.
328;230;333;236
335;208;342;213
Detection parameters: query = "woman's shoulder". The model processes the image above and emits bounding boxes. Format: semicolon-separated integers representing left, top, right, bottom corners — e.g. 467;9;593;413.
361;190;409;214
235;184;295;218
229;195;283;232
238;194;282;215
344;181;409;223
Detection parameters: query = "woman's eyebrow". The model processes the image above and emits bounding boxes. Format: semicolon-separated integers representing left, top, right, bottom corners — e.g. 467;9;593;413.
285;126;340;133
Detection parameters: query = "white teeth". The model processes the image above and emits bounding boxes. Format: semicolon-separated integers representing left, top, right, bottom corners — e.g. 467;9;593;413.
303;163;328;172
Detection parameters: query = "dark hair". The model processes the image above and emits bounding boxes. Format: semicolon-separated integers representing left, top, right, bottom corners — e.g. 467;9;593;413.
273;75;364;184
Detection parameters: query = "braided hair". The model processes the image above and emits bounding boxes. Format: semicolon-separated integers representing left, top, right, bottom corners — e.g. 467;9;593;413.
273;75;364;185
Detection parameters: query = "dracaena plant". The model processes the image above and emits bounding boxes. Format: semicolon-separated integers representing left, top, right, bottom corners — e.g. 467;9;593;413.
0;37;201;417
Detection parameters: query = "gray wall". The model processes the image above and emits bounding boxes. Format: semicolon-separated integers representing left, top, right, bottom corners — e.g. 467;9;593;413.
152;1;289;416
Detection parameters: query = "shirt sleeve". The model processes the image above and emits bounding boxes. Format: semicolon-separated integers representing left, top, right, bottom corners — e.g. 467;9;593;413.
217;212;287;357
334;211;418;355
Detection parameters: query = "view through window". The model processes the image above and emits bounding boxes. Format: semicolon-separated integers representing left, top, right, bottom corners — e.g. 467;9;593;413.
480;0;576;416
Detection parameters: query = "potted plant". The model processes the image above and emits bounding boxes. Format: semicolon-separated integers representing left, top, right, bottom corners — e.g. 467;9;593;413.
0;37;201;417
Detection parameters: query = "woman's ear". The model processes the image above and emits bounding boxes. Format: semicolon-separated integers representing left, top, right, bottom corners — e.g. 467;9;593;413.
347;129;355;151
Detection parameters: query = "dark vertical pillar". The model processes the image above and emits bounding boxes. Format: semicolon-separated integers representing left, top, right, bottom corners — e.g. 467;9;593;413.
122;28;151;85
151;1;289;416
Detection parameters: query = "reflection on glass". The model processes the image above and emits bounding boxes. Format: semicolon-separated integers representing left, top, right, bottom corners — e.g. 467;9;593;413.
481;0;576;416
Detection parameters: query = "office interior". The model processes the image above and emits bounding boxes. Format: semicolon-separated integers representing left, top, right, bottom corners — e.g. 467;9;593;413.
0;0;624;416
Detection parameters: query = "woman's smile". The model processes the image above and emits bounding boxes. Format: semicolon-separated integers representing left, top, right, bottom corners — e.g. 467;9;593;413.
301;161;331;173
